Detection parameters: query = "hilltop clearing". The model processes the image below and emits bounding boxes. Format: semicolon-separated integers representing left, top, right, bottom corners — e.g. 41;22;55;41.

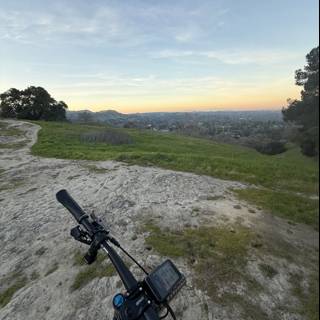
0;120;318;320
32;121;319;228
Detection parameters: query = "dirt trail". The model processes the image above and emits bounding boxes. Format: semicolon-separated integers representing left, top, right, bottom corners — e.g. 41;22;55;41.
0;120;318;320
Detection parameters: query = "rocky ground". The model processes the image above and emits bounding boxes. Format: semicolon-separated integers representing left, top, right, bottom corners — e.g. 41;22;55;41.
0;120;318;320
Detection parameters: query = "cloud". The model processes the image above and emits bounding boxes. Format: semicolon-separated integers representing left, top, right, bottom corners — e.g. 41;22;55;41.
0;1;229;47
51;73;245;99
153;49;301;65
0;4;136;46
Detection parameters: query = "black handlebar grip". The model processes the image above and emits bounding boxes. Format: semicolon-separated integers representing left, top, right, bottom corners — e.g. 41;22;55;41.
56;189;87;224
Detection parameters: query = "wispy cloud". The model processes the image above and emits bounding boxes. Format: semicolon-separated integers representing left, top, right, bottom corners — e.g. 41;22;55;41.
52;73;260;98
0;4;136;46
0;1;229;46
153;49;302;65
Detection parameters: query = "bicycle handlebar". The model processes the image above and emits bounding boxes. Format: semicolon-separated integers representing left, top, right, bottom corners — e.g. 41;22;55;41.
56;189;161;320
56;189;86;223
56;189;95;235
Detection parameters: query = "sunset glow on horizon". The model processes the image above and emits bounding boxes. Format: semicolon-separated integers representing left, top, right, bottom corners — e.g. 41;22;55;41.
65;80;301;113
0;0;318;113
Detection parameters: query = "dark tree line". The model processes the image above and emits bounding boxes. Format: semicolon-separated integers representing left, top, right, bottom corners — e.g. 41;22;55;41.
0;86;67;121
282;46;319;157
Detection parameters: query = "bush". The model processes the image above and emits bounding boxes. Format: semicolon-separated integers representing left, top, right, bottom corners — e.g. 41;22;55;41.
80;130;133;145
300;127;319;157
301;139;317;157
255;141;287;155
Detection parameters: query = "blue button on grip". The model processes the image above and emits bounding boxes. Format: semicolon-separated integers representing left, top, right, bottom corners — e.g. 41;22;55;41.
113;293;125;309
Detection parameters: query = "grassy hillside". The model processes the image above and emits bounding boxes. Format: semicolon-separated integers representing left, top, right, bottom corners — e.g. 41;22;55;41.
31;121;319;228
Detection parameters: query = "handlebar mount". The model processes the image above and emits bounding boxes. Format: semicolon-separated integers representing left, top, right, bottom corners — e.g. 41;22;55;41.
56;190;186;320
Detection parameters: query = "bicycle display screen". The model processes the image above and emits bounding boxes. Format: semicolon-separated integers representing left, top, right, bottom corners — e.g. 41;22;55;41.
145;259;186;303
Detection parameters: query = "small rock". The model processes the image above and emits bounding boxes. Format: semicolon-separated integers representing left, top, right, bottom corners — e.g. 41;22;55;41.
248;209;256;213
233;205;242;210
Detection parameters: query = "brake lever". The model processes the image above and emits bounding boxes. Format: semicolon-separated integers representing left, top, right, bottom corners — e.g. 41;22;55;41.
71;215;120;265
70;226;92;245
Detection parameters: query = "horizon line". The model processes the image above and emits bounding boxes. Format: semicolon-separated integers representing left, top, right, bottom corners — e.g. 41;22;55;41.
67;107;283;114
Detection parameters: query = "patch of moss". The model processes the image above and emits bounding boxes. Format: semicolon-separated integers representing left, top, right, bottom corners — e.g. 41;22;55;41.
144;222;301;318
253;230;301;264
234;188;319;229
0;179;25;192
0;142;25;149
223;293;270;320
144;223;261;307
45;263;59;276
258;263;278;279
290;272;319;320
0;275;28;308
71;251;116;291
30;271;40;281
82;164;110;174
0;123;24;137
73;250;87;266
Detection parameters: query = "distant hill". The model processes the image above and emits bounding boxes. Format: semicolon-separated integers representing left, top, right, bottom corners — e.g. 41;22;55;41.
67;109;283;127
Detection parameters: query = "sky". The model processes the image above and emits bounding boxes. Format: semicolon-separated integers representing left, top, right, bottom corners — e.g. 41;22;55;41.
0;0;319;113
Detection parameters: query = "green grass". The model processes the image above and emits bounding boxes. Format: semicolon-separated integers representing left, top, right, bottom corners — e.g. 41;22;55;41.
144;222;319;319
258;263;278;278
144;223;270;318
71;250;116;291
0;279;27;308
290;272;319;320
30;121;319;227
235;188;319;229
32;121;318;195
0;272;28;308
145;223;255;295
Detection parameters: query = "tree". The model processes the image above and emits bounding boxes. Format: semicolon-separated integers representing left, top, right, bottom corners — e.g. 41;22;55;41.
282;46;319;156
0;86;68;121
0;88;21;118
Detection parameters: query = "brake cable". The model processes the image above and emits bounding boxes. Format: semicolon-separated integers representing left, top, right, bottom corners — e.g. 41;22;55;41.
115;241;149;275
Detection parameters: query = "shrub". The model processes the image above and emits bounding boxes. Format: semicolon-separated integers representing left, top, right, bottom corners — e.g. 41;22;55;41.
80;130;133;145
300;127;319;157
255;141;287;155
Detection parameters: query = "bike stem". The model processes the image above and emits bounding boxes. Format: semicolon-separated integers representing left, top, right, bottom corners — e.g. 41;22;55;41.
101;240;139;292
